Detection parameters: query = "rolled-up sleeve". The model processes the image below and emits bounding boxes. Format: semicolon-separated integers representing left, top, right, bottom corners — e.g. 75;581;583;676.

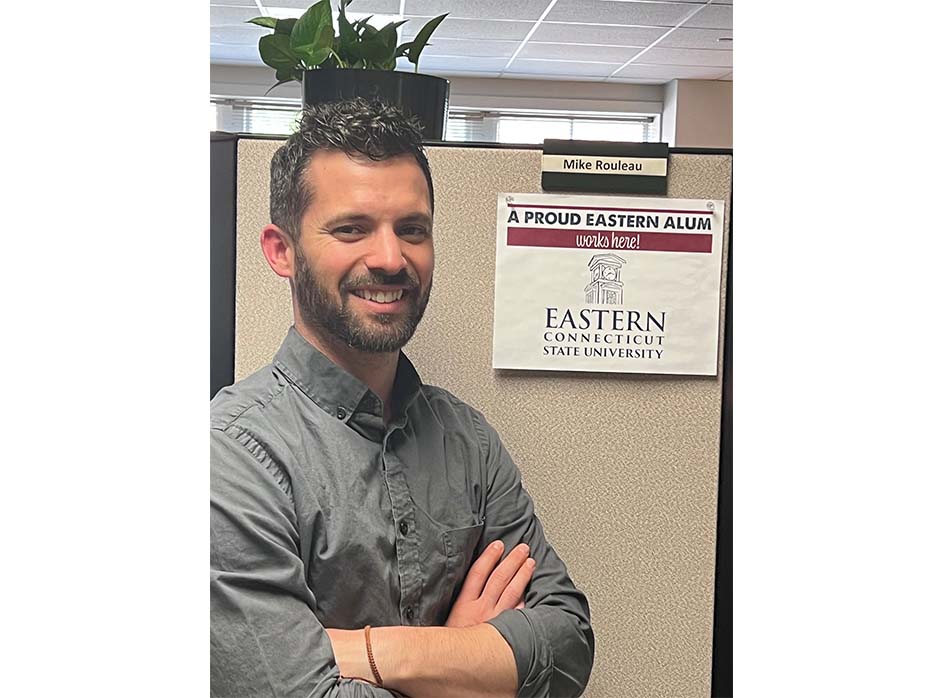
473;414;595;697
211;426;397;698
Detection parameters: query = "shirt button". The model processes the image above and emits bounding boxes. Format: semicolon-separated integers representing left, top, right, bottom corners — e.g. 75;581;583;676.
336;406;346;420
399;520;409;535
404;607;414;621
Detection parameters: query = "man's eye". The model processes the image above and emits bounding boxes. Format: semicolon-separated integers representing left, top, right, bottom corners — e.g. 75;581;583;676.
399;226;429;240
333;226;365;239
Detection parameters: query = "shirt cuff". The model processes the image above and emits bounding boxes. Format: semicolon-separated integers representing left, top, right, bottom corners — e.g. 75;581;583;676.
486;608;553;698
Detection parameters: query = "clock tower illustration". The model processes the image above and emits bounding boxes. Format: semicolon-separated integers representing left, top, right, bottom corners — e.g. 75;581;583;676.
585;253;626;305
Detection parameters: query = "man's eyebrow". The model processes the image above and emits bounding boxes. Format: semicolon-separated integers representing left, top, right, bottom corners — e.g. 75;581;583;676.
321;213;375;228
321;212;433;228
399;213;433;227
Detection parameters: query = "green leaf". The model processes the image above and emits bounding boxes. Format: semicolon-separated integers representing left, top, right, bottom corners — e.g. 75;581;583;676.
358;24;390;62
259;33;300;72
307;46;334;66
407;13;447;68
246;16;277;29
337;3;359;59
377;19;409;54
274;18;297;36
352;15;374;33
338;10;356;41
394;40;413;58
290;0;335;65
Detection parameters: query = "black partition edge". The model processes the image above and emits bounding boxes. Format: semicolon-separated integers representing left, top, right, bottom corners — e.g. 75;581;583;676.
711;176;733;698
210;133;238;398
208;136;733;693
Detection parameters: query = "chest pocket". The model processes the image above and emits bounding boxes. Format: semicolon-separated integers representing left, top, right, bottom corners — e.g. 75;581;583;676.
441;521;485;603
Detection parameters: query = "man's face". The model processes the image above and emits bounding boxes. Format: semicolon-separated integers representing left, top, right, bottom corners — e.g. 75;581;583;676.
292;150;434;354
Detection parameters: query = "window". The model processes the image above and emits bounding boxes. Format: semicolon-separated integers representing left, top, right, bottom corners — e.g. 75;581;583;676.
211;98;660;144
211;97;302;135
447;109;660;144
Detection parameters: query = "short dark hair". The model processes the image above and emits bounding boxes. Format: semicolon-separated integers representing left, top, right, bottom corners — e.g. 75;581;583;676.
269;97;434;243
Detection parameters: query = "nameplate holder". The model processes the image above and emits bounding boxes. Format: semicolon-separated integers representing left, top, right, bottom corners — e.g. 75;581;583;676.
541;140;669;195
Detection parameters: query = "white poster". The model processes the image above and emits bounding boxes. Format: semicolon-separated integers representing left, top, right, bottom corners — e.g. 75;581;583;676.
492;192;725;375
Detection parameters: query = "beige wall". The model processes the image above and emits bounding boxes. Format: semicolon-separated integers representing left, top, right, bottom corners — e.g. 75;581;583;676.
445;75;663;114
661;79;733;149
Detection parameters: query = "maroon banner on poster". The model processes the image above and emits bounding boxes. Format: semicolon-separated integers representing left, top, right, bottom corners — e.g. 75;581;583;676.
506;227;712;253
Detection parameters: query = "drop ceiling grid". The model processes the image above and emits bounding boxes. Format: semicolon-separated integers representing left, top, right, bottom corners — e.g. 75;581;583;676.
210;0;732;83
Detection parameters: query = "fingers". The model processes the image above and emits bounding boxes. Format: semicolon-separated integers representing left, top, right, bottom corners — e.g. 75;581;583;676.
497;554;535;611
482;543;531;605
514;601;525;610
455;539;505;601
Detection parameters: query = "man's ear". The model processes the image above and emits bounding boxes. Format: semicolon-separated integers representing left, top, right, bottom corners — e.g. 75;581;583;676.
260;224;296;279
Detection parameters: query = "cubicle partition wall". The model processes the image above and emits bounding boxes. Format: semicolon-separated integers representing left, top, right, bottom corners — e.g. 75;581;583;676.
211;135;733;698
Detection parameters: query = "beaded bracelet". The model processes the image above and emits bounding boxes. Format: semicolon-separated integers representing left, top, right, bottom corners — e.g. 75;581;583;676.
364;625;384;688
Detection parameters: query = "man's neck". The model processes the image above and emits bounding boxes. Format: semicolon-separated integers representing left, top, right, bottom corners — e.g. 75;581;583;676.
294;321;399;423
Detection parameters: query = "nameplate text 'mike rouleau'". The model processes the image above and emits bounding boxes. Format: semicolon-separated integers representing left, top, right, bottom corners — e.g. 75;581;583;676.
541;140;669;195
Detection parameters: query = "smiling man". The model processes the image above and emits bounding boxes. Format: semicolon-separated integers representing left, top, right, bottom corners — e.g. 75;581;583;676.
210;98;594;698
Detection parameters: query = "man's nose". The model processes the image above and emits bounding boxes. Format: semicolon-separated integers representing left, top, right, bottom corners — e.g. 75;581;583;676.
364;227;407;275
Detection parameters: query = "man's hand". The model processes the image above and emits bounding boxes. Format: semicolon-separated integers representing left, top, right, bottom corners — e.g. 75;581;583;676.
445;540;535;628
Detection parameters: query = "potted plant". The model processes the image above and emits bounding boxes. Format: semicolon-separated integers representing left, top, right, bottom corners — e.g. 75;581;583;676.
249;0;450;139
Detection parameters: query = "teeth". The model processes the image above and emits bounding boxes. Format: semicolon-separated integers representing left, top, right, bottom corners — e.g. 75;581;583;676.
354;289;405;303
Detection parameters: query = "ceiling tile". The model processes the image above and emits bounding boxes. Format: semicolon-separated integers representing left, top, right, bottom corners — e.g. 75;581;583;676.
423;38;520;58
612;63;730;79
682;3;732;30
209;1;736;84
337;0;402;11
394;55;503;77
210;25;268;44
260;0;400;10
637;46;731;67
404;0;551;21
412;56;512;72
657;26;732;49
532;22;665;45
401;16;534;40
508;59;623;77
547;0;701;27
519;42;645;63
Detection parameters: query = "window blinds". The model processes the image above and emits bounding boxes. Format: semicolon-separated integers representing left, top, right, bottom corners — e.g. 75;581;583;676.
212;98;660;144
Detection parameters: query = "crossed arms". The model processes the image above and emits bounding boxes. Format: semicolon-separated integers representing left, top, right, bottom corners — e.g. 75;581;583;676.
323;540;534;697
210;419;594;698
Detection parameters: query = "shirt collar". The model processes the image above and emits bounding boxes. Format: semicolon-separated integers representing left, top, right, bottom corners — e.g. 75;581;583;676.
273;326;423;427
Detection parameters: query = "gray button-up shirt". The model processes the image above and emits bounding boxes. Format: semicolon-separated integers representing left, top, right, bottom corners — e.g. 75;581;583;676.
211;328;594;697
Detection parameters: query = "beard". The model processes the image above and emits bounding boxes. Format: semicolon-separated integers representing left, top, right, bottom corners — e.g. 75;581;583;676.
293;250;431;354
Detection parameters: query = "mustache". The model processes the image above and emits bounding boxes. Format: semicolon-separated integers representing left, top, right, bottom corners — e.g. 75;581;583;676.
341;269;419;290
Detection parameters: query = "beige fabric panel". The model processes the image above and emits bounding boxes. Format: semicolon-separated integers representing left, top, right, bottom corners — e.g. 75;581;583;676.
234;138;732;698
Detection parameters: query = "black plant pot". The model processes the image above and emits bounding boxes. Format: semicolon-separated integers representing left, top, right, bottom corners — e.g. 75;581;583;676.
303;69;450;141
